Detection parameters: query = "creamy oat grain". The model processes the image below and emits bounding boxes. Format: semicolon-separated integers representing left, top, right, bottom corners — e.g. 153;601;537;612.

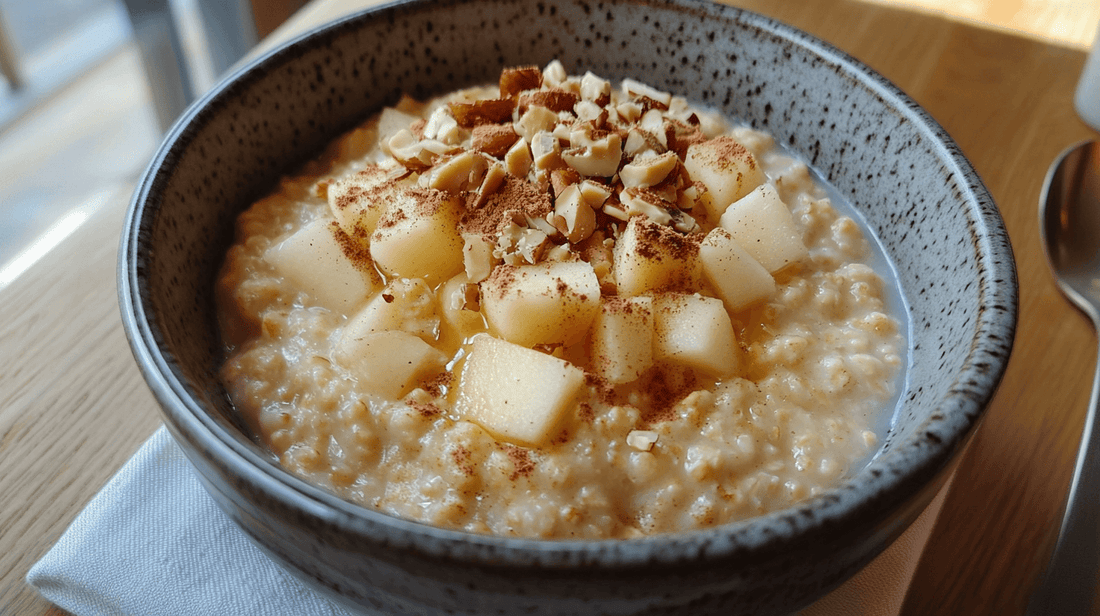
217;62;904;538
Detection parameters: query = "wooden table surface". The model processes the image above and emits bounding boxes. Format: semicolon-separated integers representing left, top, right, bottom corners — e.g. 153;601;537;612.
2;0;1098;614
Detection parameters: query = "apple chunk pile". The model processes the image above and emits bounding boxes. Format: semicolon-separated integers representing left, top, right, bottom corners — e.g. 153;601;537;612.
265;62;809;447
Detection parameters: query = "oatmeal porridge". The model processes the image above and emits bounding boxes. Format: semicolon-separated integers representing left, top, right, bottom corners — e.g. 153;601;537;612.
216;62;905;539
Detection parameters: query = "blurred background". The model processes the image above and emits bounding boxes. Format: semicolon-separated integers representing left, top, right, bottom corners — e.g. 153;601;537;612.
0;0;305;277
0;0;1094;277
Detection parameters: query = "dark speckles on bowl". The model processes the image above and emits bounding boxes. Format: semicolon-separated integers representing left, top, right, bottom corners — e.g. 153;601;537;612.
117;0;1017;614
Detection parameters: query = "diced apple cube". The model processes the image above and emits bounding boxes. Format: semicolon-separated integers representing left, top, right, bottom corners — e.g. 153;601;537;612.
699;227;776;312
264;217;377;313
370;187;465;285
589;296;654;384
718;183;808;273
334;330;448;399
328;165;403;242
653;293;739;377
684;136;766;222
343;278;439;342
613;216;701;296
457;334;585;447
480;261;600;348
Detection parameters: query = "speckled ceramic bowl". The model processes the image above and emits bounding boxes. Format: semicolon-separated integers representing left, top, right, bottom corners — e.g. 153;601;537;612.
118;0;1017;613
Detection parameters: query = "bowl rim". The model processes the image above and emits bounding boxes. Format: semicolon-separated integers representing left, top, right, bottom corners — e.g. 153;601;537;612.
119;0;1017;567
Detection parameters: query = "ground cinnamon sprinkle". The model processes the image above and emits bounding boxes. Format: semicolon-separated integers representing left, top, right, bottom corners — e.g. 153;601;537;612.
450;98;516;128
471;124;519;157
637;365;698;426
423;372;453;398
518;88;579;114
602;295;647;317
329;222;378;277
699;135;756;173
633;217;700;262
375;205;407;230
585;372;615;405
460;175;551;236
451;446;475;477
332;184;363;212
550;426;573;446
375;187;450;231
482;264;518;301
499;65;541;98
666;118;707;158
331;166;388;212
500;443;535;480
408;400;442;419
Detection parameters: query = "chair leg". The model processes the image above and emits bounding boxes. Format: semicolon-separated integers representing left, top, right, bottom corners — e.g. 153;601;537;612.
0;8;24;91
121;0;194;132
195;0;258;78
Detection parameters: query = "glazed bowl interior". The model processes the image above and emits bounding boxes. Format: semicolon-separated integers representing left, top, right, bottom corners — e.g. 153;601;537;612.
119;0;1016;611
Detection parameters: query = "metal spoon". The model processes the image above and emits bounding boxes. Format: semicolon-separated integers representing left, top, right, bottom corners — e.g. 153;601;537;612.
1030;140;1100;614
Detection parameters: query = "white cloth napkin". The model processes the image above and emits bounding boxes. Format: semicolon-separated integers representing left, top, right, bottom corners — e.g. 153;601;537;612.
27;425;951;616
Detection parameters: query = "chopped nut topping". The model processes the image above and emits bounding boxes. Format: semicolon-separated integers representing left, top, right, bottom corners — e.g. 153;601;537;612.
620;188;673;226
504;138;533;177
578;180;612;208
364;62;751;317
423;106;466;144
575;100;605;123
549;167;582;197
449;98;515;128
562;130;622;177
499;65;542;98
531;131;563;171
471;124;519;157
580;71;611;105
469;161;507;210
627;430;659;451
515;106;559;142
553;185;597;244
621;151;679;189
386;129;458;171
623;78;672;110
542;60;568;88
422;151;488;193
518;88;580;114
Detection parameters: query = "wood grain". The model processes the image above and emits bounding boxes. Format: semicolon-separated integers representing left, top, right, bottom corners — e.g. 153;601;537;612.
0;183;162;615
896;26;1095;616
2;0;1099;614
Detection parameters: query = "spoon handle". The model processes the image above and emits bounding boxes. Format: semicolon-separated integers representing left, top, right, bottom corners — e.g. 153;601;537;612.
1027;336;1100;614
